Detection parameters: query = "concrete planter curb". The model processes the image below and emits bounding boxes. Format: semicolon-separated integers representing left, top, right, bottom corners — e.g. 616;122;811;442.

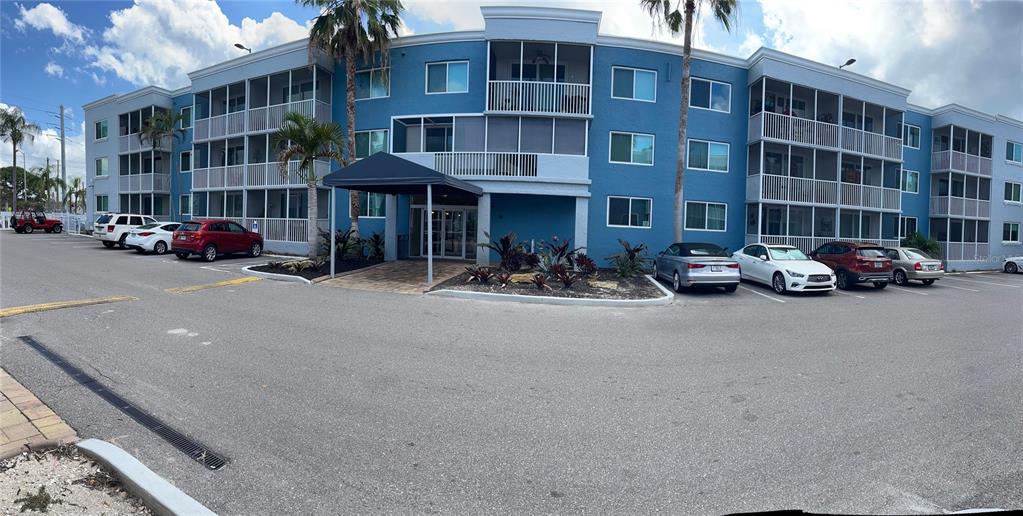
0;436;79;460
426;274;674;307
76;439;217;516
241;265;313;285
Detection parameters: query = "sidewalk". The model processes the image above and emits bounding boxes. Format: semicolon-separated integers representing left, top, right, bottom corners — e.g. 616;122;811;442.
0;368;77;457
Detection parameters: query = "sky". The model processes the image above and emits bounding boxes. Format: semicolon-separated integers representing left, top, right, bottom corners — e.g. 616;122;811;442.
1;0;1021;181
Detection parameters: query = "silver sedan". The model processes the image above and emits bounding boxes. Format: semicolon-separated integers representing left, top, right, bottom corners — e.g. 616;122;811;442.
654;242;741;293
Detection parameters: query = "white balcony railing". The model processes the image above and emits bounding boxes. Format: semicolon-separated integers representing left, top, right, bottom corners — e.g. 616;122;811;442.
191;161;330;190
117;173;170;193
487;80;590;116
840;126;902;161
747;174;898;211
939;242;990;261
435;152;538;177
744;235;900;255
244;217;329;243
929;196;991;218
118;133;157;154
246;99;330;133
753;111;841;150
930;150;993;176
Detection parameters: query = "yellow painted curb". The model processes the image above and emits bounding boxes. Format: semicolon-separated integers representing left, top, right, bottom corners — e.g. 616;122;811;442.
0;296;137;318
165;276;261;294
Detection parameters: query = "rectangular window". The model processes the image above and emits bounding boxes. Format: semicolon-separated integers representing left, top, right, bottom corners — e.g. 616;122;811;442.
180;107;192;129
180;194;191;216
353;191;386;218
607;196;652;228
354;68;389;100
355;129;388;159
687;139;729;172
611;66;656;102
95;157;108;177
95;195;109;212
900;216;918;237
685;201;727;231
689;78;731;113
1005;182;1022;203
609;131;654;165
1007;141;1023;164
901;169;919;193
180;151;191;172
94;120;108;140
902;123;920;149
426;61;468;94
1003;222;1020;243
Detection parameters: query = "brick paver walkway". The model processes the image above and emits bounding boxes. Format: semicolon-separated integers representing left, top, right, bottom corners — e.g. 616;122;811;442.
320;260;468;294
1;368;77;457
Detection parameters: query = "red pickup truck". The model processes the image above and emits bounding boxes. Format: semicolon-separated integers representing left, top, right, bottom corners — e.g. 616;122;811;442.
10;211;63;234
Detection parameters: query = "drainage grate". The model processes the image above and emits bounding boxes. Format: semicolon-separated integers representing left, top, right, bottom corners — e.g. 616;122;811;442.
18;335;229;470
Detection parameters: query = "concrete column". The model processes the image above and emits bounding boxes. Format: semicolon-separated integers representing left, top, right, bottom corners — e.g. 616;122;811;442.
384;194;397;261
476;193;491;266
574;196;589;254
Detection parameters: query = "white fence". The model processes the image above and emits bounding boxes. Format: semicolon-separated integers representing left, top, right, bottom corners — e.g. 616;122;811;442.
1;211;88;234
487;80;591;116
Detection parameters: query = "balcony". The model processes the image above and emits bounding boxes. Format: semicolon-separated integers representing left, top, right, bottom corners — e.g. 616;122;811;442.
118;133;154;154
750;112;840;150
931;150;992;176
193;100;331;142
744;235;899;255
396;152;588;182
938;241;989;261
486;81;590;117
841;127;902;161
191;160;331;190
929;196;991;218
746;174;900;211
118;173;170;193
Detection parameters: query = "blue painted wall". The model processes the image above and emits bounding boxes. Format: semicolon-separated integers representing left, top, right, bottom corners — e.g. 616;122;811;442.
171;93;193;220
901;109;932;237
490;193;575;259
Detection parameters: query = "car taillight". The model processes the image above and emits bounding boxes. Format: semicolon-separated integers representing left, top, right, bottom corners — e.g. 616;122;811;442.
939;263;945;271
107;225;115;232
725;263;740;268
139;232;154;237
914;262;922;271
688;263;706;269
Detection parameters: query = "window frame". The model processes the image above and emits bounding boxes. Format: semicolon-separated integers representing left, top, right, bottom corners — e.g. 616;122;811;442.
1003;222;1021;244
355;129;389;159
94;119;108;141
180;194;191;216
610;66;657;103
902;123;921;149
901;169;920;194
606;195;653;229
900;216;918;237
1005;181;1022;204
180;151;192;172
180;107;192;129
684;201;728;232
354;67;390;100
688;77;731;114
350;191;387;218
686;138;730;173
1007;141;1023;165
608;131;655;166
425;60;469;95
95;194;109;213
95;157;108;177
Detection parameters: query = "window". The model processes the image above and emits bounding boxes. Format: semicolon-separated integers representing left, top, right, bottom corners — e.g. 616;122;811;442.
180;194;191;216
902;123;920;149
687;139;729;172
690;78;731;113
684;201;727;231
611;67;656;102
426;61;468;94
1008;141;1023;164
95;157;108;177
1003;222;1020;243
95;195;109;212
355;68;389;100
353;191;386;218
94;120;108;140
355;130;388;159
609;132;654;165
900;216;918;237
1006;182;1022;203
901;169;919;193
180;107;192;129
180;151;191;172
607;196;652;228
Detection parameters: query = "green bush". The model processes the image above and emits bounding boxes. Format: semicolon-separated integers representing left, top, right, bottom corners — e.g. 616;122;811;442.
606;239;650;278
900;232;942;258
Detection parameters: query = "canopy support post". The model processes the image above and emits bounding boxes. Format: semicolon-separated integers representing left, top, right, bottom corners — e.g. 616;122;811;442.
330;187;336;278
426;184;433;287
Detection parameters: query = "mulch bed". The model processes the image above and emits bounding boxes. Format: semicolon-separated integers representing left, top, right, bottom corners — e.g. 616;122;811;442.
250;258;382;281
431;269;663;299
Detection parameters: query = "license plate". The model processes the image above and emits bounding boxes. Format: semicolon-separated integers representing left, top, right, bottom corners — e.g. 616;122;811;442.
711;265;722;272
178;235;187;241
873;262;882;268
927;265;936;271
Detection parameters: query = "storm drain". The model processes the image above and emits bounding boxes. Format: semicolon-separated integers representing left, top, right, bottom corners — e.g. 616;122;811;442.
17;335;229;470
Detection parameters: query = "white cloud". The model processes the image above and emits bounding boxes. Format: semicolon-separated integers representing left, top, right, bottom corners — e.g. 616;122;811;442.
84;0;311;88
0;104;87;182
15;2;87;43
44;61;64;78
90;72;107;86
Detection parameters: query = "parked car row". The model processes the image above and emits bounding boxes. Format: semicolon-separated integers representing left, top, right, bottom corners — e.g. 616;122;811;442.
654;240;964;295
92;213;263;262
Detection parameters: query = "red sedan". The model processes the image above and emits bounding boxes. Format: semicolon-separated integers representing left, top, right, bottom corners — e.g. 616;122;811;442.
172;219;263;262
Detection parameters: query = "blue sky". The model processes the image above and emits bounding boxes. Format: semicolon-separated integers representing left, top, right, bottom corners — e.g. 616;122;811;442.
2;0;1020;179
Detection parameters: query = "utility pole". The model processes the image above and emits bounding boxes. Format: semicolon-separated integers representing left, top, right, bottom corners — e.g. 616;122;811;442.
47;157;50;209
59;104;67;213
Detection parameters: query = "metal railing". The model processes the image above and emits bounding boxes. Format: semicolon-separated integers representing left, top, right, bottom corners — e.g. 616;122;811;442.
744;234;900;254
840;126;902;161
118;173;171;193
747;174;899;210
118;133;158;154
191;160;330;190
193;100;331;141
930;150;993;176
243;217;329;242
929;196;991;218
939;242;989;261
434;152;538;177
487;80;590;116
753;111;841;149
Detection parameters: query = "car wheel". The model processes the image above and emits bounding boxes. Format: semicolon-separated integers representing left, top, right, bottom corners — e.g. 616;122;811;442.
873;281;888;289
175;251;190;260
249;241;262;257
117;234;127;249
154;241;167;255
202;244;217;262
836;270;849;290
23;224;33;234
772;272;787;294
102;241;115;248
921;279;935;285
894;269;908;286
1006;262;1019;274
52;224;62;234
723;284;738;293
672;272;683;293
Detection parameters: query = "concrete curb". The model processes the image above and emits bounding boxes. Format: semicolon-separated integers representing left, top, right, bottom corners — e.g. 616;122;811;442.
0;437;79;461
241;264;313;285
426;274;673;307
76;439;217;516
315;260;391;283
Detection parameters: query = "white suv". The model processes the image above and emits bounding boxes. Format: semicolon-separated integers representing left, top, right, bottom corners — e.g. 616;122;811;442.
94;213;158;249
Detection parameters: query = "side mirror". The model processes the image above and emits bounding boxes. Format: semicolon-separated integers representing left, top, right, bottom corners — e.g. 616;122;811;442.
759;255;769;261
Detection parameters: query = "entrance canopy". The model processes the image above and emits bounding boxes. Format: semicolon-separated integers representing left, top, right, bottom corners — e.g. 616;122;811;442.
321;152;483;196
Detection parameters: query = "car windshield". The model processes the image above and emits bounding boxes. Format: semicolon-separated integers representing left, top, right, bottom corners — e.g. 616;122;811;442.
856;248;885;258
96;215;112;224
680;243;728;257
178;222;202;232
137;223;160;230
162;223;180;231
903;248;933;260
768;247;809;260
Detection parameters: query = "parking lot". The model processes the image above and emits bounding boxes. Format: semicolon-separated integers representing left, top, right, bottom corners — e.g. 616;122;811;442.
2;229;1022;514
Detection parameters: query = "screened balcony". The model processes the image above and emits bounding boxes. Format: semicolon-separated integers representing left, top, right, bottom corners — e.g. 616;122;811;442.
744;203;900;253
117;151;170;193
487;41;591;117
118;106;163;154
930;218;990;260
929;172;991;218
931;125;993;176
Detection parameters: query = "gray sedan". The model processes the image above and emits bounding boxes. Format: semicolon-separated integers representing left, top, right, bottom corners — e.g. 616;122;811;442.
654;242;740;293
884;247;944;285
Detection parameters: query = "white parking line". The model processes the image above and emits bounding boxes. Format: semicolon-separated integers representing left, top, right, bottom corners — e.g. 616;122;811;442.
889;285;929;296
945;276;1020;288
831;290;866;299
738;285;786;303
200;266;233;273
940;283;981;292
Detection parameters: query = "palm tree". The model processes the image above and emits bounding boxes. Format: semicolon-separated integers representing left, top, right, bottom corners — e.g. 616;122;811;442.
139;109;186;153
302;0;404;238
640;0;737;242
63;176;86;213
272;112;345;258
0;107;41;213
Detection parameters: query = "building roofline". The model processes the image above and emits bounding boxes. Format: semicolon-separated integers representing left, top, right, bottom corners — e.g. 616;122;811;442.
594;35;747;67
390;30;486;49
187;38;312;81
747;47;913;98
82;94;122;110
480;6;602;25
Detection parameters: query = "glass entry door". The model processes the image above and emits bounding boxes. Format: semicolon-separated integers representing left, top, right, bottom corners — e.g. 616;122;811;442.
411;206;477;259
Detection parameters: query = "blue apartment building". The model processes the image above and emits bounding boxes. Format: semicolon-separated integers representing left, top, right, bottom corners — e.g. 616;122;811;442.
83;6;1023;270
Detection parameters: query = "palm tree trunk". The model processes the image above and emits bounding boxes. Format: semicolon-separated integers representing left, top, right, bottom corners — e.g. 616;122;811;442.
11;142;17;213
674;0;696;243
307;182;318;259
344;46;360;238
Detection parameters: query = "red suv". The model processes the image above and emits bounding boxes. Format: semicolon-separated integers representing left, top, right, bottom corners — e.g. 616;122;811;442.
172;219;263;262
809;241;892;290
11;211;63;234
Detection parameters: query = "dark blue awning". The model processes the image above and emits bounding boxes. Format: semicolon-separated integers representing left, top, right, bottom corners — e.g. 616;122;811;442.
321;152;483;196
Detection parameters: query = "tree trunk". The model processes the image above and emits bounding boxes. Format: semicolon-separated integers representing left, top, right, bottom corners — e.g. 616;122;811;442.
11;142;17;213
675;0;696;243
345;46;360;238
307;182;318;259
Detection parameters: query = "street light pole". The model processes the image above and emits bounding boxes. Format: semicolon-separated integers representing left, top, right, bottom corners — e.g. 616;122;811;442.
59;104;67;213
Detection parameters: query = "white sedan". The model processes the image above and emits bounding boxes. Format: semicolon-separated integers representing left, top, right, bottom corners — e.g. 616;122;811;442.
732;243;836;294
125;222;180;255
1004;256;1023;274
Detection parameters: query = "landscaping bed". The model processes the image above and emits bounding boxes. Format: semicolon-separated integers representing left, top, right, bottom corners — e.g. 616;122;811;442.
250;258;382;281
431;269;662;300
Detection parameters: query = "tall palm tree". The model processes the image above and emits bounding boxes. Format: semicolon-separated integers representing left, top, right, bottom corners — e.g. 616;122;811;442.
640;0;737;242
0;107;41;213
302;0;404;238
272;112;345;258
139;109;186;153
34;165;65;211
63;176;86;213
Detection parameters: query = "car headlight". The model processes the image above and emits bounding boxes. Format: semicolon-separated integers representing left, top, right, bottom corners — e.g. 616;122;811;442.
785;269;806;278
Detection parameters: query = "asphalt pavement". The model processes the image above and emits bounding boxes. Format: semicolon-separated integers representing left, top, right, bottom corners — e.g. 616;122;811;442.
1;230;1022;514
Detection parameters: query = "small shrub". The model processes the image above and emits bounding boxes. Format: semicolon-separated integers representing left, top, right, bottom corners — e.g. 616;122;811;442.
552;265;578;288
531;273;553;291
283;258;325;273
495;272;512;288
320;229;359;258
465;265;495;284
524;252;540;269
575;253;598;277
363;232;385;260
479;231;526;271
536;236;582;275
901;232;942;258
266;260;285;270
606;239;650;278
